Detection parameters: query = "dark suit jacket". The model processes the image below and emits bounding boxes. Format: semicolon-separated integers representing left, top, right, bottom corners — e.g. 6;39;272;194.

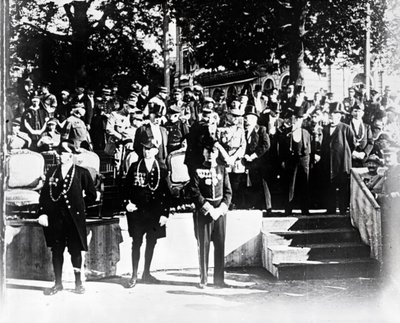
134;124;168;163
279;127;312;162
320;122;355;179
244;125;270;168
347;119;373;157
39;165;96;251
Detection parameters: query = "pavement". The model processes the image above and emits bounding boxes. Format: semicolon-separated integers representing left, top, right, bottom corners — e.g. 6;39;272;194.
2;268;400;323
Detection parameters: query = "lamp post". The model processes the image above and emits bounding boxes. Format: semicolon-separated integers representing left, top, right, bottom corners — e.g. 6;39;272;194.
365;1;371;100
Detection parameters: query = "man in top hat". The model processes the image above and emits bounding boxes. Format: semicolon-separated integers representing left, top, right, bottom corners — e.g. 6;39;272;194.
318;108;355;214
21;95;49;150
164;103;190;154
144;86;168;118
345;103;373;167
37;144;97;295
279;106;312;215
40;82;58;118
61;103;91;153
7;118;32;150
124;137;171;288
242;105;271;210
134;104;168;164
188;135;232;288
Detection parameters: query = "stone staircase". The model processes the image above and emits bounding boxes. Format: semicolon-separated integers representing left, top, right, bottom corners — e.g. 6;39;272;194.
262;213;380;280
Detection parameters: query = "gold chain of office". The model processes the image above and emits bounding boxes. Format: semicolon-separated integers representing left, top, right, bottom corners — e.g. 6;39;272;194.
49;164;76;202
136;159;160;191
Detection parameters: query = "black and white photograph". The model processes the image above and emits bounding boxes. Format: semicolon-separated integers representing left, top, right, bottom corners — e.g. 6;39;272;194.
0;0;400;322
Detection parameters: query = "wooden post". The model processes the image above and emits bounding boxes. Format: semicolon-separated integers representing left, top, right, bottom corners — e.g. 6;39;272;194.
162;0;170;94
0;0;9;303
365;2;371;100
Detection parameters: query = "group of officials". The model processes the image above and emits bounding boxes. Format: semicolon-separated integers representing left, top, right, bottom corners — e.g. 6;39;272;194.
17;79;399;295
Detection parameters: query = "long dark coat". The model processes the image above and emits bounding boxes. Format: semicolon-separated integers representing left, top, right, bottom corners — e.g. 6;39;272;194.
38;165;96;251
320;122;355;180
124;159;170;239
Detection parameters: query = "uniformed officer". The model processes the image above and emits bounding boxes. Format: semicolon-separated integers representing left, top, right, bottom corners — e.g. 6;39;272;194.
189;135;232;289
124;138;171;288
37;145;97;295
164;103;189;153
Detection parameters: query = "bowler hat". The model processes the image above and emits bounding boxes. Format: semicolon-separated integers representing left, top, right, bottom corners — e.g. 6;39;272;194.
293;105;306;118
244;105;259;117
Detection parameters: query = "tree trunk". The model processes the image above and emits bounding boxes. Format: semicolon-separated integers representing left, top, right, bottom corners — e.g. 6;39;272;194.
289;0;308;88
65;1;90;87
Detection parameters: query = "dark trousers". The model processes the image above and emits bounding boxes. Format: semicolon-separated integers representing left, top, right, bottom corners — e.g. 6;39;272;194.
51;214;83;286
283;155;310;214
129;221;160;279
193;211;226;285
325;173;350;214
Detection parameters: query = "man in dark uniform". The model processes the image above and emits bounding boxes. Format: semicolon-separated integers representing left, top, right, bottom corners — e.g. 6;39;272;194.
279;106;312;215
318;108;355;214
164;103;189;154
189;136;232;289
37;145;97;295
124;138;170;288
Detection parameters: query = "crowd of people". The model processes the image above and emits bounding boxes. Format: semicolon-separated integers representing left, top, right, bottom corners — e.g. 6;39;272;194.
7;77;400;293
6;79;400;215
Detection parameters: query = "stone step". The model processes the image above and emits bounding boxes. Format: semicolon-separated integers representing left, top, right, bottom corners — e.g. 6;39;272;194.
269;257;380;280
263;228;361;246
262;214;351;231
265;242;370;264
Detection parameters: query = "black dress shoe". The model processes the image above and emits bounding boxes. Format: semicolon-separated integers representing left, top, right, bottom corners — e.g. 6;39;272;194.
74;284;85;294
142;273;160;284
44;284;63;296
127;278;137;288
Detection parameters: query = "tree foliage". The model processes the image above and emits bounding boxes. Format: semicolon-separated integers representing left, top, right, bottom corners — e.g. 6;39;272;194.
10;0;164;91
172;0;387;84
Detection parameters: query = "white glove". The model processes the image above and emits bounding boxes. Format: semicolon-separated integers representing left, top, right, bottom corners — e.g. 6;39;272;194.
218;203;228;215
209;208;221;221
314;154;321;163
96;191;101;201
126;202;137;212
159;216;168;226
37;214;48;227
